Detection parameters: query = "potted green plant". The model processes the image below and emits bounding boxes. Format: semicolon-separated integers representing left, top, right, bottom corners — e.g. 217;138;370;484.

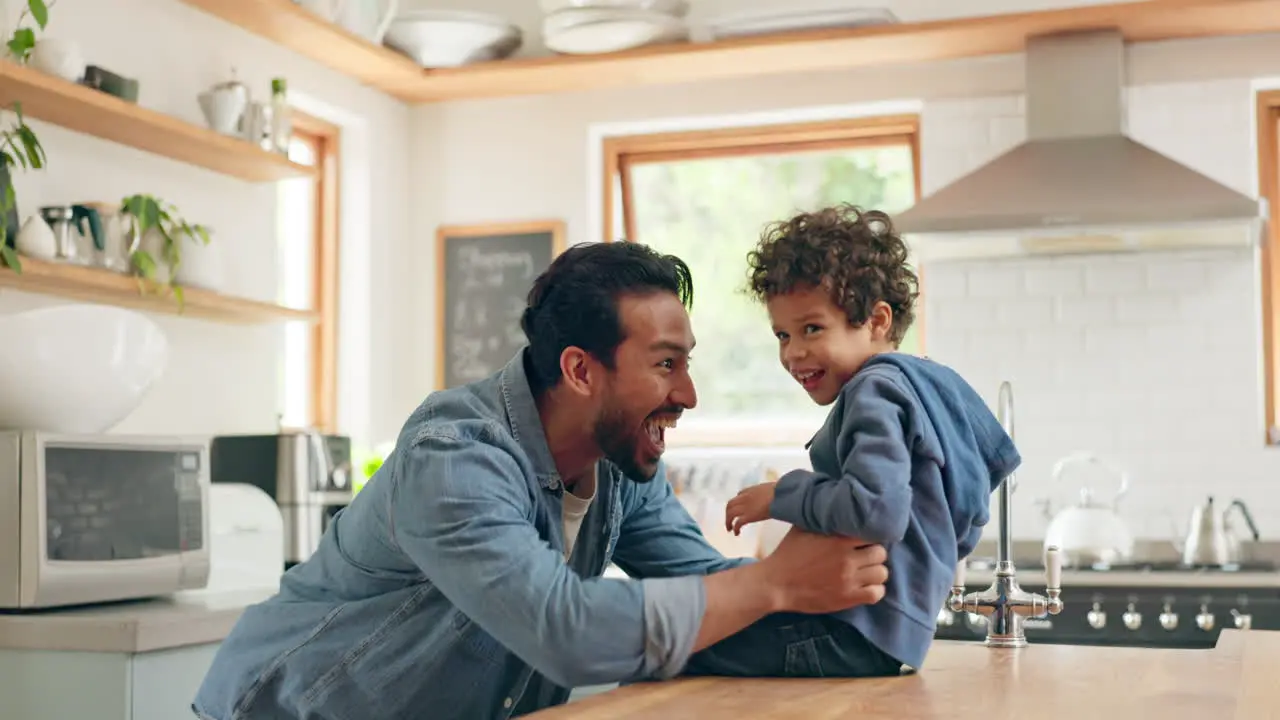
5;0;50;63
0;102;45;273
353;441;395;494
119;193;211;307
0;0;53;273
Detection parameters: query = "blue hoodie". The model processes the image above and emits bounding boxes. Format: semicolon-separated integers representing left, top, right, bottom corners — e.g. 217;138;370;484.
769;353;1019;670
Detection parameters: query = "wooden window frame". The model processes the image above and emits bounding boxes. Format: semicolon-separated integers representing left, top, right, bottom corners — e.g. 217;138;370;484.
1257;91;1280;445
287;110;342;433
601;115;923;447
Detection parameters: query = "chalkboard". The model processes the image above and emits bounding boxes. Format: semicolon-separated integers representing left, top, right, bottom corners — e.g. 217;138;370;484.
435;220;566;389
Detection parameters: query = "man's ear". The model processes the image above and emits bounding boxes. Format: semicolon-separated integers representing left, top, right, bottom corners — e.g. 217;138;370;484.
558;347;598;397
869;301;894;341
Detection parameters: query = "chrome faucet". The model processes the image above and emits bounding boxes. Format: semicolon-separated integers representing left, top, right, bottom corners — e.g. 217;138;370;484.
947;381;1064;647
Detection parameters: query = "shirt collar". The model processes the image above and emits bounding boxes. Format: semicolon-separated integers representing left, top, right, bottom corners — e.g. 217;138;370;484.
499;348;563;491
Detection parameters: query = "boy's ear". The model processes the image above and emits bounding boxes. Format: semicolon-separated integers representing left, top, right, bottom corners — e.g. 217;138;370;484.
869;301;894;340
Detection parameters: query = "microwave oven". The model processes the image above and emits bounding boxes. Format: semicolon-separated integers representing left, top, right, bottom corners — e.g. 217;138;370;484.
0;431;211;610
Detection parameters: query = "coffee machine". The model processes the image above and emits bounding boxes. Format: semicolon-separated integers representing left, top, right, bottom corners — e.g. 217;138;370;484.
210;431;353;568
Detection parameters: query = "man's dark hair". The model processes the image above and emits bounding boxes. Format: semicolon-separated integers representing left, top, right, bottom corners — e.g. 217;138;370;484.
746;204;918;344
520;241;694;395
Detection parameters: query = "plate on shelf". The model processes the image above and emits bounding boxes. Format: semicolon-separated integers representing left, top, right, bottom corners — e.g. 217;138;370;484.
538;0;689;18
706;6;898;39
543;6;688;55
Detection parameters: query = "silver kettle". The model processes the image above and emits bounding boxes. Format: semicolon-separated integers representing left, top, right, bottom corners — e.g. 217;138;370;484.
1176;496;1260;566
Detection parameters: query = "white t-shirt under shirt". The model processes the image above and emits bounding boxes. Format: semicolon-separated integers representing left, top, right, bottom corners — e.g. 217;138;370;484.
562;469;596;560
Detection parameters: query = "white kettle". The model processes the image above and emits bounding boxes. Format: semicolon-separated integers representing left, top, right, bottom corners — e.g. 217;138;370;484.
1039;451;1135;568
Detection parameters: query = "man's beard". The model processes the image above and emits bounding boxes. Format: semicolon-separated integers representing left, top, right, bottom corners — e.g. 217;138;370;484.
593;393;660;483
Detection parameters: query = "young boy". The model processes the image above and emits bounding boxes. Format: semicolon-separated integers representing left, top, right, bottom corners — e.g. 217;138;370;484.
721;204;1020;675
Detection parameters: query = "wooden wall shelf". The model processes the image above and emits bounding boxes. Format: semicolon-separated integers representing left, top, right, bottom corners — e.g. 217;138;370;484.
177;0;427;102
0;259;318;325
0;62;314;182
181;0;1280;104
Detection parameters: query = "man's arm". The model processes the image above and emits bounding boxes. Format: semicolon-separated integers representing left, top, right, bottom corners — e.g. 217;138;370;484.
769;370;915;545
392;431;787;688
610;462;753;579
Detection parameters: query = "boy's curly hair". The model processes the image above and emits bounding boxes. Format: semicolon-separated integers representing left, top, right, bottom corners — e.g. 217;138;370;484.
746;204;919;345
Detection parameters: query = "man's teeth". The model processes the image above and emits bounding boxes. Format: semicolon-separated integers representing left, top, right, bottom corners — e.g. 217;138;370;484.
643;417;678;444
795;370;822;380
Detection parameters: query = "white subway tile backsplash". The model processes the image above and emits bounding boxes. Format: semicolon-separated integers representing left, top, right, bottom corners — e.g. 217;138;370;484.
1055;296;1115;325
966;328;1025;358
1021;327;1084;358
1145;258;1207;293
1083;262;1147;294
928;295;996;330
1023;265;1084;296
1082;325;1142;354
919;266;966;298
1114;295;1181;324
967;266;1024;297
996;297;1054;327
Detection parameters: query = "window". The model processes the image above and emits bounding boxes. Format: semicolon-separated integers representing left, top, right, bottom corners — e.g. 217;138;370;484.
604;116;922;447
277;111;341;431
1258;91;1280;444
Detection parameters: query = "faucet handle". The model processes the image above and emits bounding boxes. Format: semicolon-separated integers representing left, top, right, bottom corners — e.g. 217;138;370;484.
947;560;967;613
1044;545;1063;592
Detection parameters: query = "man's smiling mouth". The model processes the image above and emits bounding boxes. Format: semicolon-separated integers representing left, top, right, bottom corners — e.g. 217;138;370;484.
642;414;679;453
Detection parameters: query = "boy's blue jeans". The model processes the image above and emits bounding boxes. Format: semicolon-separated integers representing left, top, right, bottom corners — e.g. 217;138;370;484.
681;612;907;678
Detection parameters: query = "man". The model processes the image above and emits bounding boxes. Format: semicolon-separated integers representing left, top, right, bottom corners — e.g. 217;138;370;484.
193;241;889;720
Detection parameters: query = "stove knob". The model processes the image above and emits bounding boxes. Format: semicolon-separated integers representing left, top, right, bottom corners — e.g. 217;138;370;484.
1231;609;1252;630
1159;604;1179;631
937;608;955;627
1087;602;1107;630
1122;603;1142;630
1195;605;1216;632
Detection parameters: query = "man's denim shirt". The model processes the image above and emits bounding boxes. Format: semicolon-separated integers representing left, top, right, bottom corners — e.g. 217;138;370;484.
193;350;746;720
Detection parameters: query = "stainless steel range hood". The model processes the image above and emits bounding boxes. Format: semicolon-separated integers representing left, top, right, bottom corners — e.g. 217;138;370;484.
898;29;1265;261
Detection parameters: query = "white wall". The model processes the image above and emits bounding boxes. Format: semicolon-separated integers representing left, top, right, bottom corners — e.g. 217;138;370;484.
0;0;412;443
407;21;1280;539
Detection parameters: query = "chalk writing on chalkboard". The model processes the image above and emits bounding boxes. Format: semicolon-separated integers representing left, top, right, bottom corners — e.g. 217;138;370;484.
436;221;566;390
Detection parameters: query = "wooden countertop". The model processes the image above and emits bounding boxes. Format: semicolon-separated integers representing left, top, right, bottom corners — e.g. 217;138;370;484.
533;631;1280;719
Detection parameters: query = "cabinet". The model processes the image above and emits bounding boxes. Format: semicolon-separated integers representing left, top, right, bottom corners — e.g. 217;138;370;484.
0;642;221;720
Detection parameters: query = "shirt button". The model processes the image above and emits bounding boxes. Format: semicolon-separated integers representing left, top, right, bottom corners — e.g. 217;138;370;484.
503;698;513;709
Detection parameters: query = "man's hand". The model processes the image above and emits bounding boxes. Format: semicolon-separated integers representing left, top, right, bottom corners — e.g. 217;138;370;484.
759;527;888;614
694;528;887;652
725;482;776;535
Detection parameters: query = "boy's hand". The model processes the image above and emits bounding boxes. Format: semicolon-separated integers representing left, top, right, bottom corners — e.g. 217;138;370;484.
725;482;777;535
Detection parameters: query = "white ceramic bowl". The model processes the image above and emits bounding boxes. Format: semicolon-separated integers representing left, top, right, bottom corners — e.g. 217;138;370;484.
538;0;689;18
384;10;522;68
0;305;169;433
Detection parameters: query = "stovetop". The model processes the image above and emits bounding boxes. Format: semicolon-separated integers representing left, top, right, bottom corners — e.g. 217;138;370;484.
941;557;1280;649
968;559;1279;574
